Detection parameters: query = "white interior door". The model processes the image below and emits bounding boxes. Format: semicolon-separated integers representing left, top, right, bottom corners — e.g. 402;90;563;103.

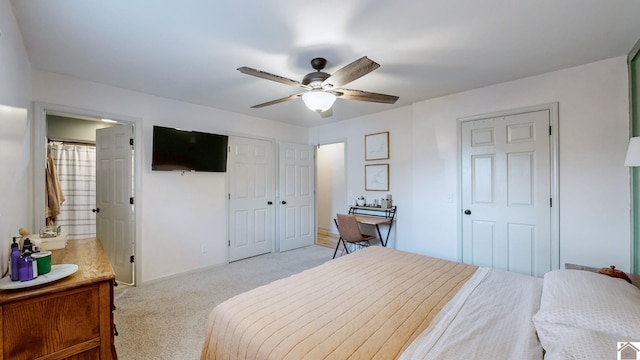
279;142;315;251
96;124;134;284
228;136;274;262
461;109;551;277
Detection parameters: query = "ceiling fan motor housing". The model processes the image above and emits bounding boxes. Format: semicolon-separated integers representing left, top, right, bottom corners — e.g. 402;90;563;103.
303;57;331;88
302;71;330;87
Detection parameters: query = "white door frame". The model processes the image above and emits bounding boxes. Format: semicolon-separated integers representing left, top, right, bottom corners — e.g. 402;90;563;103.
457;102;560;270
315;138;348;236
33;102;142;285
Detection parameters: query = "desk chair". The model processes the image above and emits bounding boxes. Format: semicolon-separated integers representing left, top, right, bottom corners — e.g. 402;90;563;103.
333;213;376;259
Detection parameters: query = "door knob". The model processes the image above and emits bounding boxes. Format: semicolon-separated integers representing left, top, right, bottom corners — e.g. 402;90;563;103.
464;209;471;215
281;201;287;205
267;201;273;205
92;208;100;213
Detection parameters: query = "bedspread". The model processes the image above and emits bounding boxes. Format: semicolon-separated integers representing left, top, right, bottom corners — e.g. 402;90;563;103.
200;247;477;360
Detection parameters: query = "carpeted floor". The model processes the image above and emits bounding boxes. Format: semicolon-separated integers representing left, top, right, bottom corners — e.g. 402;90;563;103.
113;245;334;360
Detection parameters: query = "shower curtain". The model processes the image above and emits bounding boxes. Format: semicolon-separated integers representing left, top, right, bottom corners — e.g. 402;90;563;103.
47;142;97;240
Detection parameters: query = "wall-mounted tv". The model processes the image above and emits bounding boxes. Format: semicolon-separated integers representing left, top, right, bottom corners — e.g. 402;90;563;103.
152;126;229;172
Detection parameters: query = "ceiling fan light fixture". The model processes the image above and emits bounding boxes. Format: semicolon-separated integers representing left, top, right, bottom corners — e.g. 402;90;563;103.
239;56;397;118
302;91;336;112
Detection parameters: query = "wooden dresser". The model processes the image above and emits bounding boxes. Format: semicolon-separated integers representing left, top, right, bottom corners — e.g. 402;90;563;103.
565;263;640;289
0;238;117;359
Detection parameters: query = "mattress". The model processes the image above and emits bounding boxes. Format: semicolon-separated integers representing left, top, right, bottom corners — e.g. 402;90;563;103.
200;246;477;359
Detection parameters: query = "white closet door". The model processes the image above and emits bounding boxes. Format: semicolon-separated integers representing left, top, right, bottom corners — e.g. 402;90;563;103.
228;136;274;261
461;110;551;277
278;142;315;252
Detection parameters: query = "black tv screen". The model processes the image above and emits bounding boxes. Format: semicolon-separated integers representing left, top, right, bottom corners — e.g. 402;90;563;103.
152;126;228;172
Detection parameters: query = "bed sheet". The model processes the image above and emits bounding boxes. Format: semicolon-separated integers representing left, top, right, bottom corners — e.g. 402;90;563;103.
399;267;543;359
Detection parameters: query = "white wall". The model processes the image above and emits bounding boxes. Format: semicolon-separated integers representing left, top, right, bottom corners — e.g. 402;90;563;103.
0;0;32;277
311;56;633;272
31;70;308;282
317;142;345;233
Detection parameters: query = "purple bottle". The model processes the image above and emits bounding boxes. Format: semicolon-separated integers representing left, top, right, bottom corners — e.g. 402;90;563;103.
18;251;34;282
10;237;20;281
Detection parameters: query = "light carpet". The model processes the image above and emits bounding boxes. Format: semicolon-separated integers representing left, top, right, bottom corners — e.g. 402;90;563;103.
113;245;334;360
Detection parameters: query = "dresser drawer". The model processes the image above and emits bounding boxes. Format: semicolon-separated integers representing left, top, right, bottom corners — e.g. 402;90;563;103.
3;285;101;359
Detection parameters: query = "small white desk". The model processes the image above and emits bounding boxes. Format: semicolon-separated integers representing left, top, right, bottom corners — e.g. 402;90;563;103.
349;205;396;247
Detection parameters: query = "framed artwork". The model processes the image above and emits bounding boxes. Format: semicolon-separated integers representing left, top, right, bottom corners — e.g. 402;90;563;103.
365;131;389;160
365;164;389;191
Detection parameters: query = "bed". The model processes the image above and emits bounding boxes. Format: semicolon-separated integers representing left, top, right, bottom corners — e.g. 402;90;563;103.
200;246;640;359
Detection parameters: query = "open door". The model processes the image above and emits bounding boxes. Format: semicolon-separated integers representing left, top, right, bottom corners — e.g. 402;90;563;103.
96;124;135;284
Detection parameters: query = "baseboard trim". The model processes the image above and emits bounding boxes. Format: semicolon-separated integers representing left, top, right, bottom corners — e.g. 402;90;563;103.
318;227;338;237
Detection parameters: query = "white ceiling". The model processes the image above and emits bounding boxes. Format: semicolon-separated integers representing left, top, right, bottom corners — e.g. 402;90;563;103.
9;0;640;127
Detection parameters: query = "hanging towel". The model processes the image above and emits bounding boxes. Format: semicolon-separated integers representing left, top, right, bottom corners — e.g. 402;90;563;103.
45;155;65;225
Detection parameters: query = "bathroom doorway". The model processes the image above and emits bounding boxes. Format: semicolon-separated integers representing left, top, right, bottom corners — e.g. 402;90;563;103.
34;103;140;285
46;114;115;239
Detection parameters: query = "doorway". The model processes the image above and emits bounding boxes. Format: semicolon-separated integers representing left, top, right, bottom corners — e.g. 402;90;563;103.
33;102;140;285
46;115;113;239
316;141;346;249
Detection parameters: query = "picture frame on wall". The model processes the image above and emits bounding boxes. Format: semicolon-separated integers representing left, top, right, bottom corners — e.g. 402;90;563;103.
365;131;389;160
365;164;389;191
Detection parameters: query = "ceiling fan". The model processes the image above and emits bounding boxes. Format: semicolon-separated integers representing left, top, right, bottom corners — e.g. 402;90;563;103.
238;56;399;118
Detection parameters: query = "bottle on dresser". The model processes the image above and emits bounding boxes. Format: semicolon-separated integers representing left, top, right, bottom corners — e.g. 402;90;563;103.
18;249;34;282
9;237;21;281
8;235;40;282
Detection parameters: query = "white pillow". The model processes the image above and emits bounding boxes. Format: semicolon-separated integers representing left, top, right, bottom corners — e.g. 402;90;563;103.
535;322;630;360
533;269;640;339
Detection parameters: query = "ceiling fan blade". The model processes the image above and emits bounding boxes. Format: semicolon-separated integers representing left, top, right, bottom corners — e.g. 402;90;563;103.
336;89;399;104
321;56;380;89
318;108;333;118
250;93;304;108
238;67;310;89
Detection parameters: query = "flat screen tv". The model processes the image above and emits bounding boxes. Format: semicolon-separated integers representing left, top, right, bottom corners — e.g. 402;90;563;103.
152;126;229;172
